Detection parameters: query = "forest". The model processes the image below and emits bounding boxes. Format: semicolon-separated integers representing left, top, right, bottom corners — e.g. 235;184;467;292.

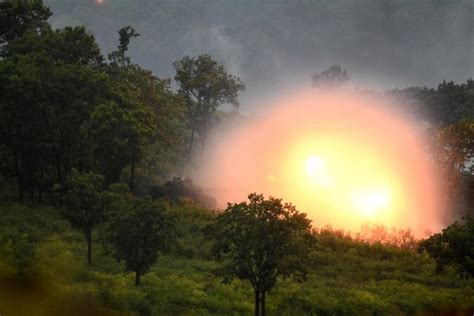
0;1;473;315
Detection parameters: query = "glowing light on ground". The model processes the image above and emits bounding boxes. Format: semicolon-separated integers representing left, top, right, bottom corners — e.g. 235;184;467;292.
194;90;444;236
351;188;390;218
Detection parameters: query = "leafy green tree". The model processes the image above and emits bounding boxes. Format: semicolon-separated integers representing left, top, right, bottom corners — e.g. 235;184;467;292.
103;197;177;285
206;193;314;316
0;0;52;53
61;169;107;266
312;64;349;88
173;54;244;158
104;26;185;191
87;100;153;187
0;26;110;201
0;16;185;201
130;74;186;190
420;217;474;278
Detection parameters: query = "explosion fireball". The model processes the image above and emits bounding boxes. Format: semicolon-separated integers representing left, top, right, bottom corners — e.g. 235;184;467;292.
194;90;445;236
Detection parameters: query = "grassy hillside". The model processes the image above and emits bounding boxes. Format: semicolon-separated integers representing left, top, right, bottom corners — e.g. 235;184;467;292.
0;181;472;316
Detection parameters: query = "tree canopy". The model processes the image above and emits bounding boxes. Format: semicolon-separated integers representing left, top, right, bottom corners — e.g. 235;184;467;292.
173;54;244;158
420;216;474;278
102;197;177;286
61;169;107;266
206;193;314;316
0;0;52;52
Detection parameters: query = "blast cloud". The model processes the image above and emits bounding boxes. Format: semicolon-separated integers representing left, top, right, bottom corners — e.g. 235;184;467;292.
192;89;446;237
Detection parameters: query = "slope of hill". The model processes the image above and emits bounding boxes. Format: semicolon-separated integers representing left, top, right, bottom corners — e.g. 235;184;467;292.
0;182;472;315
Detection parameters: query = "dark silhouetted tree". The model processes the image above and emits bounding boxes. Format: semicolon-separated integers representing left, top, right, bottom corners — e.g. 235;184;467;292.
108;25;139;67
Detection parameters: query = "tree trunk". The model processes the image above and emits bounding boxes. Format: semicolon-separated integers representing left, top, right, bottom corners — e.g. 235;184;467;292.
129;159;135;193
261;291;266;316
86;231;92;266
29;181;34;202
17;176;23;202
38;163;44;204
135;271;141;286
254;288;260;316
13;148;23;202
187;129;195;161
199;132;207;160
55;150;63;183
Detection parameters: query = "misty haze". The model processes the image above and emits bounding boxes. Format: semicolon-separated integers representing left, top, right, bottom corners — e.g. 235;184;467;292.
45;0;474;108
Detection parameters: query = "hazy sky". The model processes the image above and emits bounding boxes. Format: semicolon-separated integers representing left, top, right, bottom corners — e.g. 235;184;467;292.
45;0;474;109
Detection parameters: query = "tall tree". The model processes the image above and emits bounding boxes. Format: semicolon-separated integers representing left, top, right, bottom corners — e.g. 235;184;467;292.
61;169;107;266
0;0;52;53
107;25;139;67
206;193;314;316
102;197;177;286
104;26;185;191
431;118;474;214
173;54;244;159
0;26;110;201
87;100;153;187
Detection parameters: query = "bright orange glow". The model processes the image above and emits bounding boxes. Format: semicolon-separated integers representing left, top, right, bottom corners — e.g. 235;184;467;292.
194;90;445;236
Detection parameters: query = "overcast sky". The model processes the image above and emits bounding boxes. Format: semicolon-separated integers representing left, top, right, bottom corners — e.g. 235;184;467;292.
45;0;474;109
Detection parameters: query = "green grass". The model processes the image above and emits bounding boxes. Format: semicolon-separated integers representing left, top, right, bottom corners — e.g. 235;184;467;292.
0;186;473;315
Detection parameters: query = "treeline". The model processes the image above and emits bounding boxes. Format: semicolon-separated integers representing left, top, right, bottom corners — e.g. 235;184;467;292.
389;79;474;126
1;1;472;209
0;1;243;204
312;64;474;126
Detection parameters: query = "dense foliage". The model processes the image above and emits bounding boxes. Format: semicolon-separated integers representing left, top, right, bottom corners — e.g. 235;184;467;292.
420;217;474;278
390;80;474;126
